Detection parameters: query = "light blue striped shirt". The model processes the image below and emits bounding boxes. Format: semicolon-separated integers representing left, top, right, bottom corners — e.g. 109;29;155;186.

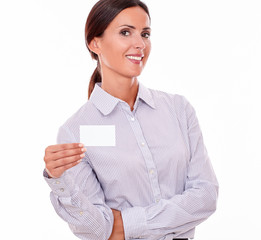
44;82;218;240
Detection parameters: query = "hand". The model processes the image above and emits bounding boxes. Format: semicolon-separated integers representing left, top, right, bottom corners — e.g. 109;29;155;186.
108;209;125;240
44;143;86;178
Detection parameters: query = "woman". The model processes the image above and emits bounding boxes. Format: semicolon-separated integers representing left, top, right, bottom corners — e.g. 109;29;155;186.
44;0;218;239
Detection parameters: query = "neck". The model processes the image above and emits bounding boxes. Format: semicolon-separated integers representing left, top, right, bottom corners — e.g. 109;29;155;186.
101;76;139;111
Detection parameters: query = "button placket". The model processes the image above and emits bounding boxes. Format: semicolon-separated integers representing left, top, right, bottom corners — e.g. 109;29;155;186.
123;108;162;203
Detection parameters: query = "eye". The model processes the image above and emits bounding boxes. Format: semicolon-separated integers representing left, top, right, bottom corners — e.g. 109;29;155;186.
120;30;130;36
141;32;150;39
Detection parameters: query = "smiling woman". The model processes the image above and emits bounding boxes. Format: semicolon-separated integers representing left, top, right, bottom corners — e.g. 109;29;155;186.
43;0;218;240
85;0;151;97
87;6;151;107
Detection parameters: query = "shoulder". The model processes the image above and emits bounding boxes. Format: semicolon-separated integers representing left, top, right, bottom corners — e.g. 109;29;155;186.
56;100;99;143
59;100;96;130
147;87;196;127
148;87;190;110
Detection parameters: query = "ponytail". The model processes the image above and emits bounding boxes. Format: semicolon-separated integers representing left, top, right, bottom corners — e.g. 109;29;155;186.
88;65;101;99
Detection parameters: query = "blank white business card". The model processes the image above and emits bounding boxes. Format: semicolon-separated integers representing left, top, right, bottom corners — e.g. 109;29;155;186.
80;125;116;146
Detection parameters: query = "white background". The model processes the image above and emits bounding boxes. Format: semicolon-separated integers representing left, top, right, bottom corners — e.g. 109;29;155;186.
0;0;260;239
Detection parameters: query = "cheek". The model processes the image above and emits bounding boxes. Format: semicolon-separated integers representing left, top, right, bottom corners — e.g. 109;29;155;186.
146;42;151;54
100;48;117;67
143;43;151;62
101;40;127;63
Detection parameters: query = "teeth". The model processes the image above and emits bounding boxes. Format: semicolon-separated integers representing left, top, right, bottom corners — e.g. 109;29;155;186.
127;56;142;61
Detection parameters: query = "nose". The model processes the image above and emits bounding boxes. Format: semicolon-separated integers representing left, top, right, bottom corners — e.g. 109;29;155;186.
134;35;146;50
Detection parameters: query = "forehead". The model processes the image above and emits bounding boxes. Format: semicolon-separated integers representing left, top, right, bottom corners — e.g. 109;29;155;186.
108;6;150;29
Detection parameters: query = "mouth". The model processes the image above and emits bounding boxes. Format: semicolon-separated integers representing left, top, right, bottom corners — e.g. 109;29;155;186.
126;54;144;64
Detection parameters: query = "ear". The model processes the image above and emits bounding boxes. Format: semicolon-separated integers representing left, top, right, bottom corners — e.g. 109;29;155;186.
88;38;101;55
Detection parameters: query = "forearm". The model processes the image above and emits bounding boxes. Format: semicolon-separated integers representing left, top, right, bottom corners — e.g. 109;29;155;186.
50;191;113;240
44;168;113;240
121;180;218;239
108;209;125;240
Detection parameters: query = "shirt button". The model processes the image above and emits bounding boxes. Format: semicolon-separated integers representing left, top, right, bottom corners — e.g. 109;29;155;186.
149;169;154;175
80;211;83;216
55;181;60;184
60;188;64;192
141;142;145;146
130;117;135;121
156;199;160;203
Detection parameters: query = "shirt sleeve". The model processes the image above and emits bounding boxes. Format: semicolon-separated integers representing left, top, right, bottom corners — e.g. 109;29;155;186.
44;126;114;240
121;96;219;239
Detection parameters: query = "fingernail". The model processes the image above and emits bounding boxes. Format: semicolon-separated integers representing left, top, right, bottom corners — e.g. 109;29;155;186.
81;148;87;152
80;153;85;158
79;143;84;147
77;159;82;163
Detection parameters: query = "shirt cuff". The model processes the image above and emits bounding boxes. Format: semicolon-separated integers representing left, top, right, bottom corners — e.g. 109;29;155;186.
43;169;75;197
121;206;147;239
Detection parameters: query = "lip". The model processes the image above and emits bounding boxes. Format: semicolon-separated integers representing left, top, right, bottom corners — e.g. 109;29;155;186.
126;54;144;65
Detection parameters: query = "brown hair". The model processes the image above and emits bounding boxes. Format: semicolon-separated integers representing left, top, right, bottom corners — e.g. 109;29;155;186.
85;0;150;99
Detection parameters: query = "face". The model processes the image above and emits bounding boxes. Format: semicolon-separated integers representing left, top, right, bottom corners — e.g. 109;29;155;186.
91;6;151;80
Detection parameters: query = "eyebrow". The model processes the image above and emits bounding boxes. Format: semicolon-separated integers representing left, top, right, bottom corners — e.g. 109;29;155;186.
118;24;151;31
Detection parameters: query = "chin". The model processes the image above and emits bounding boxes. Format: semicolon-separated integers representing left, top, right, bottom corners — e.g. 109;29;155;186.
127;68;144;78
125;72;142;79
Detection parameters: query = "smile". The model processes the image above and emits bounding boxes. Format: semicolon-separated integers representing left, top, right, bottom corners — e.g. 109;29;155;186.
126;55;143;61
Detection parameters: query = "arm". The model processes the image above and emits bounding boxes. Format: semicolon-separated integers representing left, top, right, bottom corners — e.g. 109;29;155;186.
121;97;219;239
44;126;114;240
108;209;125;240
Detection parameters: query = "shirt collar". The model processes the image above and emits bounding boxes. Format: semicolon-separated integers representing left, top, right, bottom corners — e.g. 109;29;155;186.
89;82;156;116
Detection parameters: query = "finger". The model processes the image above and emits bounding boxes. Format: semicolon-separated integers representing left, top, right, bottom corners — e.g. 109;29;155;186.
46;143;84;153
44;147;86;163
52;153;85;169
50;147;86;161
51;160;82;177
45;167;57;179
